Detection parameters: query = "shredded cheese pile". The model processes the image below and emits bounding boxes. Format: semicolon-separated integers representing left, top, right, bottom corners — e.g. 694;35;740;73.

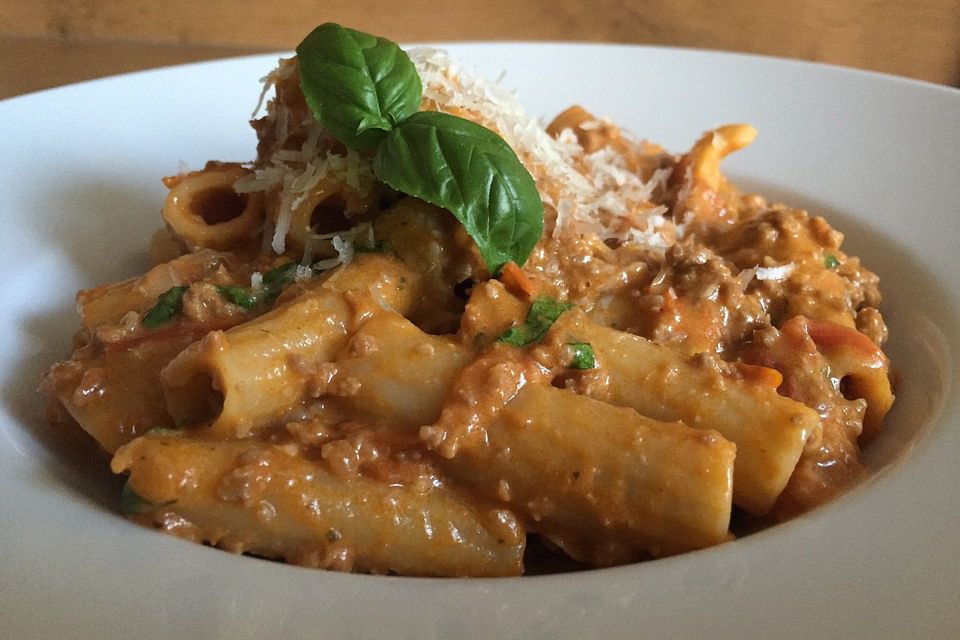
410;48;675;246
236;48;680;261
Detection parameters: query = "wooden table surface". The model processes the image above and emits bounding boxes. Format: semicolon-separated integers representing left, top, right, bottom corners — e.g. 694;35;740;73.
2;0;959;99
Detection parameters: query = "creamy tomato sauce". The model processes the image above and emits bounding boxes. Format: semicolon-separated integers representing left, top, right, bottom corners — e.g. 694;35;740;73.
43;47;894;576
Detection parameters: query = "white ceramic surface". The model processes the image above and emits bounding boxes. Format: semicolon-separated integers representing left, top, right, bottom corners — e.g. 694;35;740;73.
1;44;958;640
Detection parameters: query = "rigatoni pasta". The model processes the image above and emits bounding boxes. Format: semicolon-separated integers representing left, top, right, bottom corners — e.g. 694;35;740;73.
161;253;419;439
162;164;265;251
43;24;895;576
112;433;524;576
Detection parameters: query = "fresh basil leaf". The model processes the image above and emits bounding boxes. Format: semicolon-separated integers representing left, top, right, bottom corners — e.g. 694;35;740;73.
296;23;422;150
824;253;840;269
499;296;572;346
119;480;175;514
374;111;544;274
142;286;188;328
262;261;298;286
216;285;258;309
568;342;596;370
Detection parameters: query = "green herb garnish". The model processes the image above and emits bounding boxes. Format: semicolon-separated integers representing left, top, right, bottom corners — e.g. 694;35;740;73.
216;285;258;309
499;296;572;347
568;342;596;370
374;111;543;274
142;286;188;328
824;254;840;269
215;261;340;309
297;23;422;150
254;260;298;299
262;261;299;288
295;23;544;275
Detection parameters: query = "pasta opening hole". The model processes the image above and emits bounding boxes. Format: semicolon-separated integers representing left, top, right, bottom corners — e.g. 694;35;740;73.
206;388;225;422
309;195;350;234
170;371;225;428
195;188;247;225
551;373;574;390
839;375;853;399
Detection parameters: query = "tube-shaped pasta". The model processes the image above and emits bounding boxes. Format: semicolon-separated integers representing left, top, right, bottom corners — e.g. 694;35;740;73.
461;281;818;515
77;250;233;331
372;198;468;334
332;312;473;428
546;105;619;152
549;313;820;515
162;164;265;251
280;177;377;251
443;384;735;564
674;124;757;192
795;316;894;440
327;312;734;563
45;334;197;453
161;254;420;439
671;124;757;227
112;433;524;577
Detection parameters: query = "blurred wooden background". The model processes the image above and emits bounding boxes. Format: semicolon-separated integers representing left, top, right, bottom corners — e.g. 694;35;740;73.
2;0;959;98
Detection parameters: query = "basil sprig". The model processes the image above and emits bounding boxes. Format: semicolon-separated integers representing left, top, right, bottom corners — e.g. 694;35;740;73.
297;23;422;150
499;296;572;347
296;23;544;274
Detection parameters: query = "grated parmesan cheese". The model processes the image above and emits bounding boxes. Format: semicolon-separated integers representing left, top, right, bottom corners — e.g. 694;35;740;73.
300;222;375;271
243;46;678;261
736;268;757;291
408;47;674;247
754;263;796;281
294;265;314;282
250;59;297;118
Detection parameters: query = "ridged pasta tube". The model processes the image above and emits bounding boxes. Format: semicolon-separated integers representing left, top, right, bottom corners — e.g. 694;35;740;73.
552;315;820;515
161;254;420;438
326;312;736;563
112;433;525;577
162;165;265;250
445;384;736;564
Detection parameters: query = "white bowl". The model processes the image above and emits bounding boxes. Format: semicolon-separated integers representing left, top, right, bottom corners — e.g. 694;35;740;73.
1;43;957;639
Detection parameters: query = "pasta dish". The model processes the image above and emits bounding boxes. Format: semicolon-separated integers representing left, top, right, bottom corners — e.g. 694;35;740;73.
43;24;894;577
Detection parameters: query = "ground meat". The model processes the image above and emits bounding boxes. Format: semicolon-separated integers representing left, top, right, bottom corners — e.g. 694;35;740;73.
181;282;245;324
856;307;889;346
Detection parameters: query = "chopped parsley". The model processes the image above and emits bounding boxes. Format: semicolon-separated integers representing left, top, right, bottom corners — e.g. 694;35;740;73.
215;261;316;309
142;286;188;328
262;261;298;288
215;285;258;309
568;342;596;370
499;296;572;347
